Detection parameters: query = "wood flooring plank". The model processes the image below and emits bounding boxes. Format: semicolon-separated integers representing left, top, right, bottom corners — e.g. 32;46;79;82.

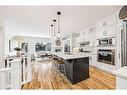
22;60;116;90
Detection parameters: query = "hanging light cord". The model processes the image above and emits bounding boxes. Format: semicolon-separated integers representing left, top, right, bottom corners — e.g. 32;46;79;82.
57;11;61;36
51;24;53;38
53;19;56;37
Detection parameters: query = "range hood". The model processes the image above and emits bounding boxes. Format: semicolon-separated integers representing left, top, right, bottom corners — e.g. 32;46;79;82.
79;41;89;46
119;6;127;67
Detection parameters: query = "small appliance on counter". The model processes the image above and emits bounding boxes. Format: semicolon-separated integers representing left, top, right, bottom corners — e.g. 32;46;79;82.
73;47;81;52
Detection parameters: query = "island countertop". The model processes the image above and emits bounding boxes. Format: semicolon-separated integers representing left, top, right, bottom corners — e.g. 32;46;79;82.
51;52;90;60
112;66;127;80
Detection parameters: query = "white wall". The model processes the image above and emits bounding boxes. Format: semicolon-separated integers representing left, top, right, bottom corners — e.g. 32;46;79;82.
19;36;51;54
0;19;4;68
4;18;51;55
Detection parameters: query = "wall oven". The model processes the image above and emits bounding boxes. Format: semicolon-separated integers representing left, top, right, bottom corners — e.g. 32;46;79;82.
97;49;115;65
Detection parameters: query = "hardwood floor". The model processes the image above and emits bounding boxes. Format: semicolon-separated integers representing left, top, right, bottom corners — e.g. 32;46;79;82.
22;60;116;90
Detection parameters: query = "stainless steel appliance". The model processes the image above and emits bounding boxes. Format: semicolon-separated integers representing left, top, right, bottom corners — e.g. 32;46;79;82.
119;6;127;67
64;44;70;53
79;41;90;46
97;49;115;65
97;37;115;46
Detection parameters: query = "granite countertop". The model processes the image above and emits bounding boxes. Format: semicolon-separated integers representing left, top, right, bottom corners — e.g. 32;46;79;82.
112;66;127;80
52;52;90;60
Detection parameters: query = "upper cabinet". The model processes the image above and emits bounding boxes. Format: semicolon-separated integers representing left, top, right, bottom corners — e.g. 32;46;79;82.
96;13;117;38
83;29;89;41
89;26;96;46
73;26;96;47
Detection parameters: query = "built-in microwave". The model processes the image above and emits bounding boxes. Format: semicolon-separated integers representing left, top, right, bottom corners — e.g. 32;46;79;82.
97;49;115;65
97;37;115;46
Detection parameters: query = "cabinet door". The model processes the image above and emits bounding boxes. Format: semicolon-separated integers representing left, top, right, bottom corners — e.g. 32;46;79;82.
97;28;103;38
106;24;116;36
97;14;116;30
97;24;116;37
84;30;89;41
90;53;97;67
65;60;74;81
89;27;96;46
73;57;89;81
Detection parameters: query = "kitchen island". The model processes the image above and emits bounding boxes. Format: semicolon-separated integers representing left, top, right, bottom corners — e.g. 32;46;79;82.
52;52;90;84
113;66;127;89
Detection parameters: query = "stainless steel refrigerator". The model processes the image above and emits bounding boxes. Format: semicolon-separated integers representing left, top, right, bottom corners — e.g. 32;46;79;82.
119;6;127;67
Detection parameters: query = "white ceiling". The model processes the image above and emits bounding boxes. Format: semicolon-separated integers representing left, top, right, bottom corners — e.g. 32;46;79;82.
0;6;121;38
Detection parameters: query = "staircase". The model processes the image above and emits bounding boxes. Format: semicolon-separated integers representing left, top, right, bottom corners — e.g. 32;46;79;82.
0;56;32;89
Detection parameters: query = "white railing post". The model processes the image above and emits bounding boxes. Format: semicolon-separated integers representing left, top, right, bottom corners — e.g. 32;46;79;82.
0;56;32;89
0;68;11;89
10;59;21;89
27;54;32;82
0;70;6;89
21;56;32;85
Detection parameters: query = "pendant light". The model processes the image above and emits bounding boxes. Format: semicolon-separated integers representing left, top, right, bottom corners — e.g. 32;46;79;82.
57;11;61;38
51;24;53;39
53;19;56;39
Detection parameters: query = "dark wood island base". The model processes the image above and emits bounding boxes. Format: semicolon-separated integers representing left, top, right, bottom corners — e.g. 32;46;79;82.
65;57;89;84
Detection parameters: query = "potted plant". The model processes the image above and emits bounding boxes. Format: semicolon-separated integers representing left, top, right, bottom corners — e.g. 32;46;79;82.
14;47;22;57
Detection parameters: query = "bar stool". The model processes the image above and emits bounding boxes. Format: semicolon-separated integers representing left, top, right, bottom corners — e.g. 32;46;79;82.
52;55;58;71
56;58;66;77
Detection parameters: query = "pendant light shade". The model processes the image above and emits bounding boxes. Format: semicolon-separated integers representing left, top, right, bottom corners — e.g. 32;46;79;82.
51;24;53;39
57;11;61;38
50;11;62;47
53;19;56;38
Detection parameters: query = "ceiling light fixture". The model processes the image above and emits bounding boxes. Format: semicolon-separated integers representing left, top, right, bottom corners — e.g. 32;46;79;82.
51;24;54;39
53;19;56;38
57;11;61;38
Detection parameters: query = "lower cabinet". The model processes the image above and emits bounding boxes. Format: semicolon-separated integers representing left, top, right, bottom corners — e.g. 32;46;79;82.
89;53;97;67
65;57;89;84
97;62;116;72
116;77;127;89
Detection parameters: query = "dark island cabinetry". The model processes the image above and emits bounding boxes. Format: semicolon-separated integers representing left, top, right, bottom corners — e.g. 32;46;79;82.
65;57;89;84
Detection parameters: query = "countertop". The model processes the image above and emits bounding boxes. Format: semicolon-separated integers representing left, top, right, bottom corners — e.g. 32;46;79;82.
112;66;127;80
51;52;90;60
4;56;27;60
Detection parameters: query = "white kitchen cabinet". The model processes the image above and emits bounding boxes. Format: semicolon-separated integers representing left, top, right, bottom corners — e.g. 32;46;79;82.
97;24;116;38
89;26;96;46
113;66;127;89
97;62;116;72
89;53;97;67
74;35;80;47
73;31;84;47
97;13;116;30
96;13;117;38
83;29;89;41
116;77;127;89
79;31;84;42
